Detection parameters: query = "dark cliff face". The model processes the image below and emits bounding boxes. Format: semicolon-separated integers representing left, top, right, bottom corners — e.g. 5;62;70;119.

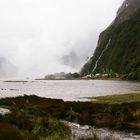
117;0;140;15
80;0;140;80
115;0;140;24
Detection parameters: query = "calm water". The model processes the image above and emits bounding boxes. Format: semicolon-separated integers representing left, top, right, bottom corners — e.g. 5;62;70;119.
0;80;140;101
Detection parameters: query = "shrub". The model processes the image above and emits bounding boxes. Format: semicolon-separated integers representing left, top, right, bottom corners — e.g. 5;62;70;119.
0;123;24;140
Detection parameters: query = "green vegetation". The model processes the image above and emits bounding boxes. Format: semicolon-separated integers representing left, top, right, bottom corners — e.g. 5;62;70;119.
80;7;140;81
0;94;140;140
0;95;71;140
0;116;71;140
43;72;80;80
90;93;140;104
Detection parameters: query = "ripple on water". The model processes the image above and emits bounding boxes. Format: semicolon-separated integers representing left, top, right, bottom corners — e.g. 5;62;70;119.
0;80;140;101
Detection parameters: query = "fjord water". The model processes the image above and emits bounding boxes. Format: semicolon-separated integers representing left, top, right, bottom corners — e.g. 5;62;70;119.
0;80;140;101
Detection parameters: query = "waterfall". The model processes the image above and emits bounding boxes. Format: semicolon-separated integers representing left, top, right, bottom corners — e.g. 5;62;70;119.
91;39;111;75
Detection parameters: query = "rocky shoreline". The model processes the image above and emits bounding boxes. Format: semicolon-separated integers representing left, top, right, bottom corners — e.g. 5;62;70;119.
64;121;140;140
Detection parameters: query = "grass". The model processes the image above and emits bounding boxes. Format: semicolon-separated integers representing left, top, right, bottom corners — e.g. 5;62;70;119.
0;115;71;140
0;105;11;109
0;94;140;139
0;95;72;140
89;93;140;104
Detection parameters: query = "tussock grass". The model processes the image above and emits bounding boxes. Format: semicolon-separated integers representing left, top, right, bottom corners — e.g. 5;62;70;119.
90;93;140;104
0;94;140;139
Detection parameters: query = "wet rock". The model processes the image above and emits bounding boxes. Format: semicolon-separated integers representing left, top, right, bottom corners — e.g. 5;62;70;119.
0;108;10;115
64;121;140;140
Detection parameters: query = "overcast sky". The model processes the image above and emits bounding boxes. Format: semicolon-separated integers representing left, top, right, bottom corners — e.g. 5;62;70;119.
0;0;124;78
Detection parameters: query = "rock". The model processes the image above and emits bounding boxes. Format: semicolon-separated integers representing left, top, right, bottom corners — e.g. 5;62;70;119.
63;121;140;140
0;108;10;115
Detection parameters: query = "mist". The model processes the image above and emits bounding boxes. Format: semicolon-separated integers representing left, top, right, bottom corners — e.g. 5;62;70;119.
0;0;123;78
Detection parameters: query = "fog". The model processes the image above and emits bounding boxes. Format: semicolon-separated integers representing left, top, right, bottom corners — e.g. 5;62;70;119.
0;0;123;78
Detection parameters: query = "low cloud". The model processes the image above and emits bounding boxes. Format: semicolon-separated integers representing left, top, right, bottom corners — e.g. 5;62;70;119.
0;0;123;78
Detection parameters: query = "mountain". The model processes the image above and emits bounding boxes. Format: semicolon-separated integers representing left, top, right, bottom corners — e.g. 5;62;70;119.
0;57;17;78
80;0;140;80
61;51;80;68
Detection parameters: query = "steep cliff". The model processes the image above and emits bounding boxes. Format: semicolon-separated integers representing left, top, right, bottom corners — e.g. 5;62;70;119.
80;0;140;80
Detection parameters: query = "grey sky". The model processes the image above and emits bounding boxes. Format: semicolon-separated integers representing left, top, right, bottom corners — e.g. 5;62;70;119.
0;0;123;78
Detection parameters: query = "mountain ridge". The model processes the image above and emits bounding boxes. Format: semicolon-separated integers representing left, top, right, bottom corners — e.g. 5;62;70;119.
80;0;140;80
